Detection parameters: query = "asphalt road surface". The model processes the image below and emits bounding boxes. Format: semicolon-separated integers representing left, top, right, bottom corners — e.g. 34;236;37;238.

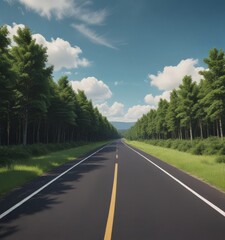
0;140;225;240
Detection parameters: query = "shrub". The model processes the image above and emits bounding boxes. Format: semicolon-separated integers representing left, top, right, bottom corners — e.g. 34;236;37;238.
178;141;192;152
25;144;49;156
0;145;31;167
136;137;225;157
170;140;180;150
218;146;225;155
164;140;172;148
203;141;221;155
191;142;206;155
215;156;225;163
0;142;84;167
0;146;30;160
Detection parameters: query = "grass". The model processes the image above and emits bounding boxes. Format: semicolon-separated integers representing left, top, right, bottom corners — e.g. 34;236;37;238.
0;141;110;196
125;140;225;193
138;138;225;156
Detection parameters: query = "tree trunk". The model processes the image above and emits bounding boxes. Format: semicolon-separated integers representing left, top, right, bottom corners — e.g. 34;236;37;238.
32;123;35;144
0;123;1;145
71;128;75;142
36;119;41;143
206;123;209;138
216;120;220;138
63;128;66;143
219;117;223;139
199;120;203;139
57;125;61;143
23;109;28;145
189;122;193;141
7;112;10;145
46;121;49;144
185;129;188;140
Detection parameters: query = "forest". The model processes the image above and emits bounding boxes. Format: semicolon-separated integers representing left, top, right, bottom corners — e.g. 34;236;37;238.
126;48;225;141
0;25;119;146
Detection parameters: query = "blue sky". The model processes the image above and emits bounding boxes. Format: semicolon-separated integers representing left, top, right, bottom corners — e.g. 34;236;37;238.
1;0;225;122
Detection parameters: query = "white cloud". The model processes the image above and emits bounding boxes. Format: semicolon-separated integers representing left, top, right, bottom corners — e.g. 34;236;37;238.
72;4;107;26
95;102;125;121
18;0;73;19
144;90;171;106
13;0;107;24
96;102;154;122
70;77;112;102
6;1;113;49
149;59;205;91
124;105;154;122
72;24;116;49
6;23;90;71
33;34;90;71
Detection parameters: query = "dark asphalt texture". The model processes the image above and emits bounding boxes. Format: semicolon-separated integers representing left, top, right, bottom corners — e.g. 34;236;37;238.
0;140;225;240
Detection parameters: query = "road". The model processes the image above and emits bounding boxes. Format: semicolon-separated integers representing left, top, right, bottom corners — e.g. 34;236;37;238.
0;140;225;239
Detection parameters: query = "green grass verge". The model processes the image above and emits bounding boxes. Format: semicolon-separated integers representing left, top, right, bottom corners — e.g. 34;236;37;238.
0;141;110;196
125;140;225;193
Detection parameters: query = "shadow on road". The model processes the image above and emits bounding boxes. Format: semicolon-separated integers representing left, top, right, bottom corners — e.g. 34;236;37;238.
0;145;116;239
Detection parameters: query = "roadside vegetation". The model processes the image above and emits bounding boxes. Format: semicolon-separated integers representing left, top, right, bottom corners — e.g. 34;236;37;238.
0;141;110;196
0;25;119;147
0;25;119;195
125;48;225;192
0;142;87;167
126;48;225;142
138;138;225;156
125;140;225;192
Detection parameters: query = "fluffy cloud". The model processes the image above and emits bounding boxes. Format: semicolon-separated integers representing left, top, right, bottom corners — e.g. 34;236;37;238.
149;59;205;91
144;90;171;106
95;102;124;120
33;34;90;71
70;77;112;102
124;105;154;122
6;23;90;71
11;0;107;24
96;102;154;122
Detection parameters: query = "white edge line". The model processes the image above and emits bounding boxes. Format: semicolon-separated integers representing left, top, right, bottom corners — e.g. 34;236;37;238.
123;141;225;218
0;145;108;220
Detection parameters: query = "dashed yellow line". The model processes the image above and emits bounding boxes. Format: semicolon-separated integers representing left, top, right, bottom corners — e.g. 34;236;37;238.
104;163;118;240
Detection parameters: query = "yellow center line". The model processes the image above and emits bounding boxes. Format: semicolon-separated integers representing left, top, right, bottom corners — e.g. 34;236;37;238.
104;163;118;240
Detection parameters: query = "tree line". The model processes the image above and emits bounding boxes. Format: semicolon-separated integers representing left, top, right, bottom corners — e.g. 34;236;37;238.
0;25;119;145
126;48;225;141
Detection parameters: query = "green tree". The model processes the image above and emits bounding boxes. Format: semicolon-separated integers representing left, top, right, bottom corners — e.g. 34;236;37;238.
76;90;91;140
0;26;15;145
11;27;52;145
146;109;157;139
176;76;198;141
200;48;225;139
156;99;169;139
47;76;77;143
166;90;179;139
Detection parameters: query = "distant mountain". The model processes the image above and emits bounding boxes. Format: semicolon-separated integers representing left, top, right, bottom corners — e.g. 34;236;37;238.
111;121;135;130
